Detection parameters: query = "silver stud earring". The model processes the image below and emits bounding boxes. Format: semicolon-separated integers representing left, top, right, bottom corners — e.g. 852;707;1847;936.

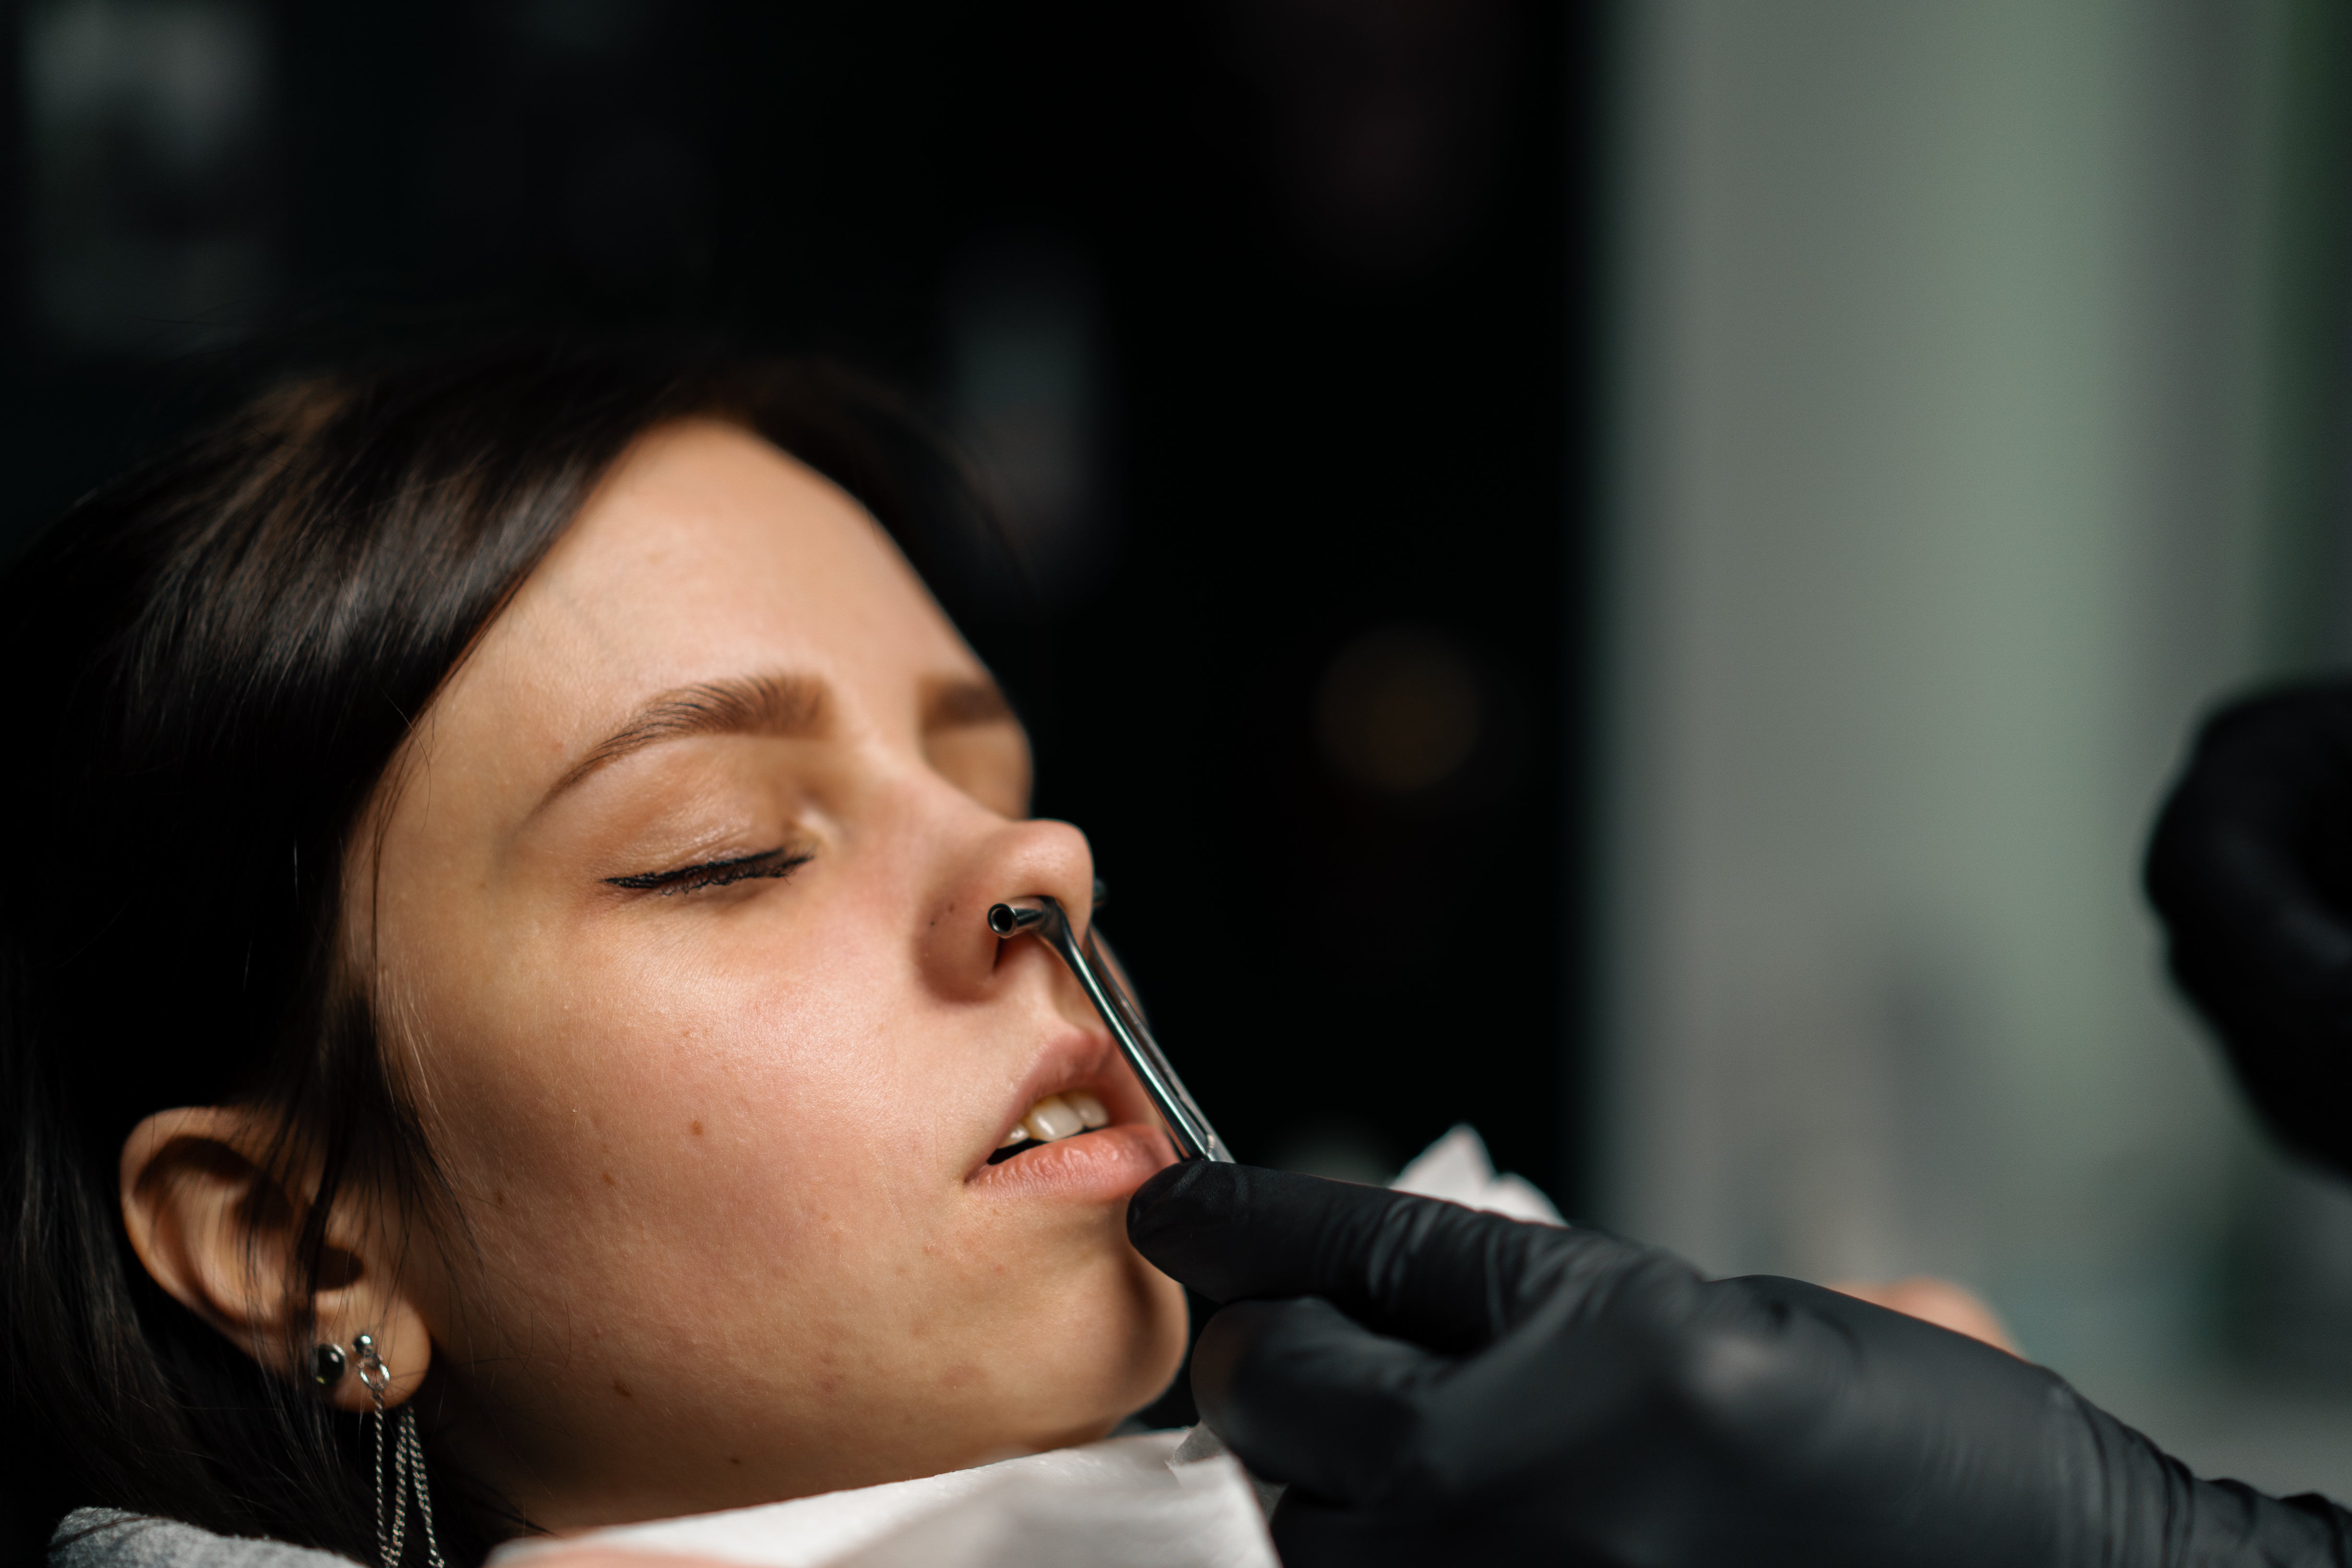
353;1333;444;1568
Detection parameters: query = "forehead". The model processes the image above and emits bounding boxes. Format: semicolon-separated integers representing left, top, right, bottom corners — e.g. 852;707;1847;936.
476;419;982;717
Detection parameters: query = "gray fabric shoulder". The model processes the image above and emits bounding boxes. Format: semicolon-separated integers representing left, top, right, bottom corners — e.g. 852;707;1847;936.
50;1509;360;1568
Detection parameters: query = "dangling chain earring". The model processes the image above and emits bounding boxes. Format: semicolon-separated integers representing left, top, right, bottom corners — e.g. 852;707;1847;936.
315;1334;445;1568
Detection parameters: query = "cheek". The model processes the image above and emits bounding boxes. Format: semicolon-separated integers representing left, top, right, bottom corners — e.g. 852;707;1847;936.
398;903;958;1308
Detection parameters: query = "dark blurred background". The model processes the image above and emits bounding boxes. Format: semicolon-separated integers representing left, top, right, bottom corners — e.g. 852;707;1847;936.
0;1;1597;1198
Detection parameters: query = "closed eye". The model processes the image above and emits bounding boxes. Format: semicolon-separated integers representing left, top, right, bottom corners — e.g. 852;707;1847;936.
606;847;812;896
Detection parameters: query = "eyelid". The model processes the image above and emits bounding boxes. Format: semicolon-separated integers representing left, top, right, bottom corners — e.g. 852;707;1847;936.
605;846;812;897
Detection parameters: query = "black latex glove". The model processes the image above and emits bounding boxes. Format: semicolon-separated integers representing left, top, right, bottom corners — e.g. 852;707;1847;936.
1130;1161;2352;1567
2146;681;2352;1180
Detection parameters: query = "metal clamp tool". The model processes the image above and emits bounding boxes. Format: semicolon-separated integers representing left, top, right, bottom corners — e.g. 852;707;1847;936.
986;892;1232;1163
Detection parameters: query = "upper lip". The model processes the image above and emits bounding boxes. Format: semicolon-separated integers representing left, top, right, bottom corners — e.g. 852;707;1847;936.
971;1027;1145;1178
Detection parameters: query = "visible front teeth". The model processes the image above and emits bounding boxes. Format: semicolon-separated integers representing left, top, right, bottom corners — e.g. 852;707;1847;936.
999;1090;1115;1152
1022;1094;1088;1143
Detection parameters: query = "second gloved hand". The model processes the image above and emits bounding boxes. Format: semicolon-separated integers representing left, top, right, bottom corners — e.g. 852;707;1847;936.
2145;681;2352;1181
1129;1162;2349;1568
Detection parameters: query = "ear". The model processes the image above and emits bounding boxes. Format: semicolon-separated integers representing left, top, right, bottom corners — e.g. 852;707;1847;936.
121;1106;433;1415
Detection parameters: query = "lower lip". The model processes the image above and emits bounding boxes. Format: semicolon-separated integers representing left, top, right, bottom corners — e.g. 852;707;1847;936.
968;1122;1176;1202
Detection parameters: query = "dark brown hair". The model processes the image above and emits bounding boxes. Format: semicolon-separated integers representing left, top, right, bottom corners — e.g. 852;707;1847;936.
0;334;1014;1563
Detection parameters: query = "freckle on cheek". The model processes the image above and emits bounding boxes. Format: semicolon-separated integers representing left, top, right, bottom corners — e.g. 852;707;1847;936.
613;1380;633;1399
690;1120;704;1137
601;1171;617;1187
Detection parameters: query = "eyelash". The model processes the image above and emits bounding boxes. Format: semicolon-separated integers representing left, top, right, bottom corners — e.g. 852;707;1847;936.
605;847;813;897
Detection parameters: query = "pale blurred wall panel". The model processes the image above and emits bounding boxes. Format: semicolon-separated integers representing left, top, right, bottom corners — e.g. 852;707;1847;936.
1597;0;2295;1411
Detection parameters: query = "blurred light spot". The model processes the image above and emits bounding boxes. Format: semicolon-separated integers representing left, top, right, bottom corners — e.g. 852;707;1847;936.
1234;0;1512;279
25;0;279;353
945;234;1112;607
1316;625;1483;795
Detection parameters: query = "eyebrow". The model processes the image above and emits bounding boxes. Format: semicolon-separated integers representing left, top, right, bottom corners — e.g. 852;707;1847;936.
921;674;1016;732
546;673;831;802
543;670;1018;805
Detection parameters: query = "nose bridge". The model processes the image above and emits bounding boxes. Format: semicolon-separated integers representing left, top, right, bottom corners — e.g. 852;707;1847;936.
892;764;1097;1000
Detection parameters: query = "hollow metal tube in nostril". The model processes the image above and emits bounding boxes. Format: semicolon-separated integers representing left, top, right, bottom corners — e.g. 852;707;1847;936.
988;902;1046;936
983;892;1231;1163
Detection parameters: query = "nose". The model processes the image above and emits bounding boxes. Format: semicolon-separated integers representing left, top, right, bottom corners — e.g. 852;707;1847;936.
924;814;1100;1009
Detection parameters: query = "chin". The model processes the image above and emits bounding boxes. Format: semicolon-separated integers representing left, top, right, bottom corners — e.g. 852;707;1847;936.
1104;1259;1191;1422
995;1262;1188;1453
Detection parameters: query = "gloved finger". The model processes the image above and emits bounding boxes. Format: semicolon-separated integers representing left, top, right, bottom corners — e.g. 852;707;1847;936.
1188;1296;1448;1504
1130;1161;1630;1352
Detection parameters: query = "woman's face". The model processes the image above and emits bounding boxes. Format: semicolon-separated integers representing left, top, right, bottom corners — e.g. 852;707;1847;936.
362;420;1186;1527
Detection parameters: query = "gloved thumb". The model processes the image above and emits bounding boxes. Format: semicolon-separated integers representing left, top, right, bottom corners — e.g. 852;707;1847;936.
1129;1160;1594;1354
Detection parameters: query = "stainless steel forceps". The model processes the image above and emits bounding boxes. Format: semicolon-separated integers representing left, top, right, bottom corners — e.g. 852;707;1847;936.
986;893;1232;1163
